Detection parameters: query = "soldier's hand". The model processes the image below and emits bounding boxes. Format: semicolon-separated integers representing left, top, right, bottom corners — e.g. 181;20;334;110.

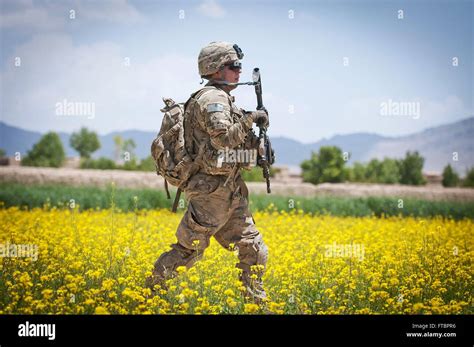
251;110;269;127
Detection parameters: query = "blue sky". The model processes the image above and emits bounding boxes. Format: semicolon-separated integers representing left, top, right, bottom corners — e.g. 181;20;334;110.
0;0;472;143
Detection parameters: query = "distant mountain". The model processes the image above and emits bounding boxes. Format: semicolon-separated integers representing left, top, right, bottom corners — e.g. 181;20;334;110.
0;122;157;159
364;118;474;173
1;117;473;174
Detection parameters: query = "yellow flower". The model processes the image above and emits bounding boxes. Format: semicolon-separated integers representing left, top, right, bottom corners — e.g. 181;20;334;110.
94;306;110;315
101;279;115;291
244;303;259;314
0;207;471;315
389;278;399;286
84;299;95;305
41;289;54;300
176;266;187;274
226;297;237;308
182;288;194;297
224;289;235;297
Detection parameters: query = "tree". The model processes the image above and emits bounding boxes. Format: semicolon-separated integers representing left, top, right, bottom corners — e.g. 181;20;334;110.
113;135;124;163
347;162;367;182
123;139;136;161
399;151;426;185
70;127;100;158
0;148;6;157
442;164;459;187
462;167;474;188
378;158;401;184
113;136;136;164
22;132;65;167
365;159;381;182
301;146;346;184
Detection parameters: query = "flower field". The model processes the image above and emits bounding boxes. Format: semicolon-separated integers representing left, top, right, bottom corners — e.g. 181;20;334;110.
0;205;472;314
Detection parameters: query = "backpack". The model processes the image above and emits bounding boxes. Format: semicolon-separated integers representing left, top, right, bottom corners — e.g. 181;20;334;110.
150;87;214;211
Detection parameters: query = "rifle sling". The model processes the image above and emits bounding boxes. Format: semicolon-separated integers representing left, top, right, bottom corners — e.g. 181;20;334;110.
164;179;171;199
172;188;182;213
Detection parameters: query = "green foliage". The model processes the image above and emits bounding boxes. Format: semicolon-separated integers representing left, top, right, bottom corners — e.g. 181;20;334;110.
136;156;156;172
364;159;380;182
378;158;401;184
22;132;65;168
121;158;139;171
0;148;6;157
123;139;136;156
0;183;170;211
80;157;116;170
70;127;100;158
399;151;426;185
462;167;474;188
442;164;460;187
349;158;401;184
113;136;137;163
301;146;346;184
80;156;155;171
113;135;124;162
1;183;473;219
348;162;367;182
241;167;265;182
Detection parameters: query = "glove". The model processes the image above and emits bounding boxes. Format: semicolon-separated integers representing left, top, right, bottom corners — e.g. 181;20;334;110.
251;109;269;127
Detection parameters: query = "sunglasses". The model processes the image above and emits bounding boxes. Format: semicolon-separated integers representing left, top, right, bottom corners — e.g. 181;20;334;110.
225;61;242;71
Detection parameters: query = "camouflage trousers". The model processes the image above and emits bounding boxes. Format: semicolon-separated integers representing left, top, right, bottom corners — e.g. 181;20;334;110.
146;172;268;303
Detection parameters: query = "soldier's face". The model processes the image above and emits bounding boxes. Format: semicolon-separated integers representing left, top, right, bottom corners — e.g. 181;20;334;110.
223;65;241;84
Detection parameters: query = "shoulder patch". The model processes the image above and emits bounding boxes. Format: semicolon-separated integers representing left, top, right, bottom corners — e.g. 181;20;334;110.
207;103;225;113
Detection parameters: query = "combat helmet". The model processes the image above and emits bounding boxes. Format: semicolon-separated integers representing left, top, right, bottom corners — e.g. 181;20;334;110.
198;41;244;78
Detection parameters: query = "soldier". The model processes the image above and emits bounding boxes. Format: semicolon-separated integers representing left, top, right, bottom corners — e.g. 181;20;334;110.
146;42;269;304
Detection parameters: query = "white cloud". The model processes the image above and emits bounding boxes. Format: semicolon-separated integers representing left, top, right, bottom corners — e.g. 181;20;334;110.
0;30;307;147
0;0;65;31
0;33;197;134
75;0;146;24
197;0;226;18
0;0;145;32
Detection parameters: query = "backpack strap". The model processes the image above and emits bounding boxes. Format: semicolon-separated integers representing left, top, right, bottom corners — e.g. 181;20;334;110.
182;85;216;165
168;86;216;213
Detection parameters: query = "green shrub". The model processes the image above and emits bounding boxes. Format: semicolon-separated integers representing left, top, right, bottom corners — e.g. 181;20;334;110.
80;157;117;170
462;167;474;188
70;127;100;158
301;146;346;184
442;164;460;187
22;132;65;168
399;151;426;186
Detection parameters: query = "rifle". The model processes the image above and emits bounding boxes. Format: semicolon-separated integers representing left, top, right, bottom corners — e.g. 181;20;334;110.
252;68;275;193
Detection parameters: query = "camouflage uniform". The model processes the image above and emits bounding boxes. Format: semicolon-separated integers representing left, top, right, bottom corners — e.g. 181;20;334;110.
147;42;268;303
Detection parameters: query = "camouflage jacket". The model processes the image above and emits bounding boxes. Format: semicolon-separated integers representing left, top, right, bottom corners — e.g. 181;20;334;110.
184;81;259;176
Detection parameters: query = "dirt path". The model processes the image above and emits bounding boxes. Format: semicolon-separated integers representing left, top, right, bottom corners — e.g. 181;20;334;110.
1;166;473;202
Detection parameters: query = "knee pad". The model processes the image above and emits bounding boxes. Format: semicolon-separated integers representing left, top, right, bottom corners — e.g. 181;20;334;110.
236;234;268;271
253;234;268;267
